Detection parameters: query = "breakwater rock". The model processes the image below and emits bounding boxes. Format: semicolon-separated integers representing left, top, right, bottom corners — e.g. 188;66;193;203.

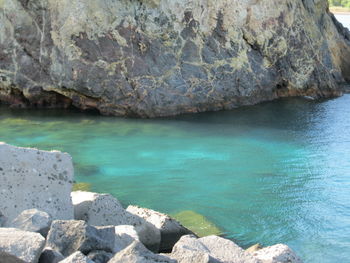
0;0;349;117
0;143;303;262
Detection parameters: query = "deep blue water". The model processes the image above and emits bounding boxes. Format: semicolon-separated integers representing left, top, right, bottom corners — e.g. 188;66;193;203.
1;95;349;262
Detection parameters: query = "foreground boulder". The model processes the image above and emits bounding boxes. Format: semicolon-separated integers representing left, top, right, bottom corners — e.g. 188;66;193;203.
114;225;140;253
0;143;74;222
39;247;65;263
127;205;195;251
59;251;94;263
9;209;52;237
169;235;259;263
251;244;302;263
0;0;349;117
0;228;45;263
108;241;176;263
71;191;161;252
46;220;115;257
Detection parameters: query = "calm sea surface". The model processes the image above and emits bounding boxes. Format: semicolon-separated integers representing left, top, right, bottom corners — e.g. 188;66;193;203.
1;94;350;262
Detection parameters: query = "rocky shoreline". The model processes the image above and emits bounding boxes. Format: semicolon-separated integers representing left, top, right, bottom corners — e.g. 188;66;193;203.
0;142;302;263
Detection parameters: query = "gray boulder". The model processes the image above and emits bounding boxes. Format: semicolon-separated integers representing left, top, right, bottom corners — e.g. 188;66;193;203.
87;250;113;263
108;241;176;263
71;191;160;252
127;205;194;251
0;143;74;222
46;220;115;257
114;225;140;253
0;228;45;263
39;247;65;263
9;209;52;237
251;244;303;263
198;235;258;263
58;251;94;263
168;235;220;263
170;235;259;263
0;211;6;227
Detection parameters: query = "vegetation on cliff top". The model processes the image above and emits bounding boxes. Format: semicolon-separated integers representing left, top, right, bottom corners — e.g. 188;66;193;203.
329;0;350;7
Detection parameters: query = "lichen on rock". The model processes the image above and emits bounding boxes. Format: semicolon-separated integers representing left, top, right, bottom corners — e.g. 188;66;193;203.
0;0;349;117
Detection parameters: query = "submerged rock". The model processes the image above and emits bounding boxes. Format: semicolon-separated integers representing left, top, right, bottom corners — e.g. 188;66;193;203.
0;228;45;263
127;205;194;251
72;182;92;192
9;209;52;237
172;210;222;237
0;0;349;117
0;143;74;222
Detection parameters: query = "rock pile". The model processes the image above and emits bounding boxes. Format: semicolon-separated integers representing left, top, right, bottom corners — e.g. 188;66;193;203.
0;143;303;262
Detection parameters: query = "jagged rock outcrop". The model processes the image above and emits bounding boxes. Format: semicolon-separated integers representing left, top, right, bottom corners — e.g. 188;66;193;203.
0;0;349;117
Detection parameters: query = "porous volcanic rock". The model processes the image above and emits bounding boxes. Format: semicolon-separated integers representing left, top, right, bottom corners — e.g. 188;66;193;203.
46;220;115;257
71;191;161;252
0;0;349;117
251;244;302;263
108;241;176;263
126;205;195;251
9;208;52;237
59;251;94;263
0;228;45;263
0;143;74;222
38;247;65;263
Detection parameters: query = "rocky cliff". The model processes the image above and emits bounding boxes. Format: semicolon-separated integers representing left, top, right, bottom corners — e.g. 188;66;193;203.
0;0;349;117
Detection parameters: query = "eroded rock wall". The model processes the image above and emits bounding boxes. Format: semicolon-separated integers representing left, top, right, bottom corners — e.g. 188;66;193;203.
0;0;349;117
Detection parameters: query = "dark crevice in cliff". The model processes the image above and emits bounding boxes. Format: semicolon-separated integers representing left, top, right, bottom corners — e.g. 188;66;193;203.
0;86;73;110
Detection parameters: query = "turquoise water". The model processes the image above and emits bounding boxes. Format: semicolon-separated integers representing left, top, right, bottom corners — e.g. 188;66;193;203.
1;95;350;262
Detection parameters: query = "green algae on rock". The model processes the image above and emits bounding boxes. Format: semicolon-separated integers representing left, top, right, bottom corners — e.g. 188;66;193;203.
172;210;222;237
72;182;92;192
0;0;349;117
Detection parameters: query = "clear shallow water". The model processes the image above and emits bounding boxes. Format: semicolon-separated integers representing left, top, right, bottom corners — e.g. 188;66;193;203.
1;96;349;262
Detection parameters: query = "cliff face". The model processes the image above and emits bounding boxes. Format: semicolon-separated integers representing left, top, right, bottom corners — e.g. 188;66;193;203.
0;0;349;117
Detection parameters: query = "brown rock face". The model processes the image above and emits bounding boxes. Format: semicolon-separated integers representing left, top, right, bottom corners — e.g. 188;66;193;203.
0;0;349;117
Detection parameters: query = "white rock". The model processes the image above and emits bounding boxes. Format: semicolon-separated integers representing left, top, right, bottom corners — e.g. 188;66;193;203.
59;251;94;263
198;235;258;263
0;228;45;263
0;143;74;221
127;205;194;251
252;244;303;263
170;235;259;263
169;235;217;263
108;241;176;263
71;191;161;252
114;225;140;253
9;209;52;237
